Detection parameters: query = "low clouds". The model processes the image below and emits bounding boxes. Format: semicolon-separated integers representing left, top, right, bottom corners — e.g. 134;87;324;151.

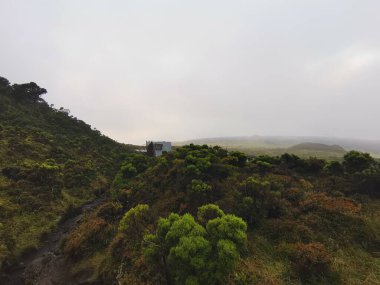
1;0;379;144
306;45;380;89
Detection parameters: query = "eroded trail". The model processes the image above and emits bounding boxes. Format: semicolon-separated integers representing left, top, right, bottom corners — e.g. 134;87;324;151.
1;198;104;285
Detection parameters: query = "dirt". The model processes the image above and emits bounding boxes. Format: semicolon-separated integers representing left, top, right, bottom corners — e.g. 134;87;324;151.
0;198;104;285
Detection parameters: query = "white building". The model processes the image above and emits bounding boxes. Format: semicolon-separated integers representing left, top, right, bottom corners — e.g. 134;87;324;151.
146;141;172;156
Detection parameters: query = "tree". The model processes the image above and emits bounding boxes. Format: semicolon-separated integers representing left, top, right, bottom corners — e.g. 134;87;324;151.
0;76;10;88
280;153;302;169
324;161;344;175
229;151;247;167
147;141;155;157
11;82;47;102
343;151;375;173
0;76;11;95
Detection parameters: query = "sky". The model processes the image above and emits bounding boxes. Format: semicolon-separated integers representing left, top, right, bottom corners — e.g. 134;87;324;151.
1;0;380;144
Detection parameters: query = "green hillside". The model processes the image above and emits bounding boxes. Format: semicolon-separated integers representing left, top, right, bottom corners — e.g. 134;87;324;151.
0;77;132;266
1;77;380;285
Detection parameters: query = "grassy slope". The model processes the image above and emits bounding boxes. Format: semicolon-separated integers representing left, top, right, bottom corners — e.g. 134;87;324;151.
0;87;132;265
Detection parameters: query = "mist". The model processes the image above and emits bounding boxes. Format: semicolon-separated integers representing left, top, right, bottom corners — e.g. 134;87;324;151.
1;0;379;144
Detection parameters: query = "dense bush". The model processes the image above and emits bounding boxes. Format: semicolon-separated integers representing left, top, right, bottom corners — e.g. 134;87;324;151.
142;206;247;285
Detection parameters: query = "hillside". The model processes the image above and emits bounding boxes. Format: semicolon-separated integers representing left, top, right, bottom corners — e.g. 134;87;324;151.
1;77;380;285
0;77;133;269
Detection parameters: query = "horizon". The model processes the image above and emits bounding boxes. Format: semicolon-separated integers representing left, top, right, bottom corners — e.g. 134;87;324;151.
1;0;380;144
175;134;380;143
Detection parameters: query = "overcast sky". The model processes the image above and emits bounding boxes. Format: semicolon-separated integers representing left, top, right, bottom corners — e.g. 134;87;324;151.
1;0;379;144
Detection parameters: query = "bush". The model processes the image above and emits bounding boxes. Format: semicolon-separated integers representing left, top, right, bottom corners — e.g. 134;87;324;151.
293;242;331;278
264;219;313;243
300;193;361;215
64;217;109;259
118;204;151;245
142;207;247;285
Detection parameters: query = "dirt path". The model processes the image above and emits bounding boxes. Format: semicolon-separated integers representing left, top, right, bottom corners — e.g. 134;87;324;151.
0;198;104;285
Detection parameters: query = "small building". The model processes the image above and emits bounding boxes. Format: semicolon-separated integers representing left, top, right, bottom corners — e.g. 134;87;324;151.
146;141;172;156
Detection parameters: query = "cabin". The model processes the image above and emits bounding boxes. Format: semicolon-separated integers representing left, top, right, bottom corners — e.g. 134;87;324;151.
146;141;172;156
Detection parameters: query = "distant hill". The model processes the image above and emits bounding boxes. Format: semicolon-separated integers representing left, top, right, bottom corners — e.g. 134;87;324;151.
289;142;346;152
176;135;380;159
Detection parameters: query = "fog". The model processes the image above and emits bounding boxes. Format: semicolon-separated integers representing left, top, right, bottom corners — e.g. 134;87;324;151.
1;0;379;144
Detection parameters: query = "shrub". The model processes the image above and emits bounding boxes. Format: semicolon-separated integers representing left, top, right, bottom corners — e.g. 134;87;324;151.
300;193;361;215
143;208;247;285
64;217;109;259
293;242;331;278
118;204;151;244
264;219;313;243
343;151;375;174
187;179;212;205
324;161;344;175
283;187;304;204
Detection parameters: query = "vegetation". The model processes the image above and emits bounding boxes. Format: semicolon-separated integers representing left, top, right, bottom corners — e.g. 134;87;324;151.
62;143;380;284
0;76;132;268
1;76;380;284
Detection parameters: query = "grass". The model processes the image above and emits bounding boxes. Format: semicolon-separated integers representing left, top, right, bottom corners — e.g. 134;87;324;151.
332;246;380;285
11;212;58;255
240;234;299;285
70;251;107;282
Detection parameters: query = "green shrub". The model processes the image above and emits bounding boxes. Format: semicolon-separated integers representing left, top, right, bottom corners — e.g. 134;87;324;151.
142;207;247;285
